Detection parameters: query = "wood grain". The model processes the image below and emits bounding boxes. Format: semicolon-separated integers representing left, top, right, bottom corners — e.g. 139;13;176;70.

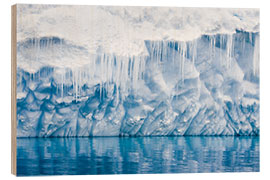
11;4;17;176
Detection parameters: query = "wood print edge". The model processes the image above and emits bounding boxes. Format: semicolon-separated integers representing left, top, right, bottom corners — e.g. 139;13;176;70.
11;4;17;176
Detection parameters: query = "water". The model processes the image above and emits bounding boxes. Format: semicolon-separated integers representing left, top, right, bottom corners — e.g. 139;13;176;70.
17;136;259;176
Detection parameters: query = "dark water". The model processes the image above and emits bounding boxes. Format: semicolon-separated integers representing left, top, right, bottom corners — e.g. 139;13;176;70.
17;136;259;176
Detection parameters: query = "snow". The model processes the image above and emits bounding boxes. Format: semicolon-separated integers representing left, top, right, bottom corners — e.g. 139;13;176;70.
16;5;259;137
17;5;259;57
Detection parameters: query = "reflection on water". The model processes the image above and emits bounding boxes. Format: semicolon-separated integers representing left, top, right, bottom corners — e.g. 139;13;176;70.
17;136;259;176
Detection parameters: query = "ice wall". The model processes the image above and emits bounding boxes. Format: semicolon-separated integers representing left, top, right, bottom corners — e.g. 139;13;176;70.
16;5;260;137
16;32;259;137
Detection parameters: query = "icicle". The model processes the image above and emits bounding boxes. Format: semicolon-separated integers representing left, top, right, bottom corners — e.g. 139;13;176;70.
210;36;213;60
139;56;145;80
104;54;108;92
132;56;141;90
99;54;104;100
211;35;216;59
59;38;63;61
191;39;197;64
61;70;64;99
72;68;76;101
124;57;129;93
249;32;253;45
181;42;186;84
157;41;162;65
172;41;176;65
79;68;82;100
157;42;160;64
165;41;169;62
75;70;78;102
226;34;234;69
178;42;187;84
115;56;121;102
253;34;260;75
241;33;246;54
162;41;166;61
220;35;224;64
121;57;127;94
150;42;154;64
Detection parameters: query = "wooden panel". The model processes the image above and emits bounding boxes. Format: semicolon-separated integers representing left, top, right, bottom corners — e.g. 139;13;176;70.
11;4;17;176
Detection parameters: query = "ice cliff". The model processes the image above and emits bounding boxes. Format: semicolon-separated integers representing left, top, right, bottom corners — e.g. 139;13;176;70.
16;5;260;137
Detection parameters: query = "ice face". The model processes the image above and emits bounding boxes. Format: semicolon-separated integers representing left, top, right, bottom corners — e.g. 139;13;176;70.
16;5;259;137
16;32;259;137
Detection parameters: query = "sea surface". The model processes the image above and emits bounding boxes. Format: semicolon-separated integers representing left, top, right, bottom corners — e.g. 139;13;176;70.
17;136;259;176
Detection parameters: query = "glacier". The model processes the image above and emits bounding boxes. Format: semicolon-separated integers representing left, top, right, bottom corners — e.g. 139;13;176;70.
16;5;260;137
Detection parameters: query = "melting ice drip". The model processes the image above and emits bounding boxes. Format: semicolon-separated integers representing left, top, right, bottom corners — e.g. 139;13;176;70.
16;31;260;137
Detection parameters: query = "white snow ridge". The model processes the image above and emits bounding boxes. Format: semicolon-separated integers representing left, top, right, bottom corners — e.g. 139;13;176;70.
16;5;259;137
